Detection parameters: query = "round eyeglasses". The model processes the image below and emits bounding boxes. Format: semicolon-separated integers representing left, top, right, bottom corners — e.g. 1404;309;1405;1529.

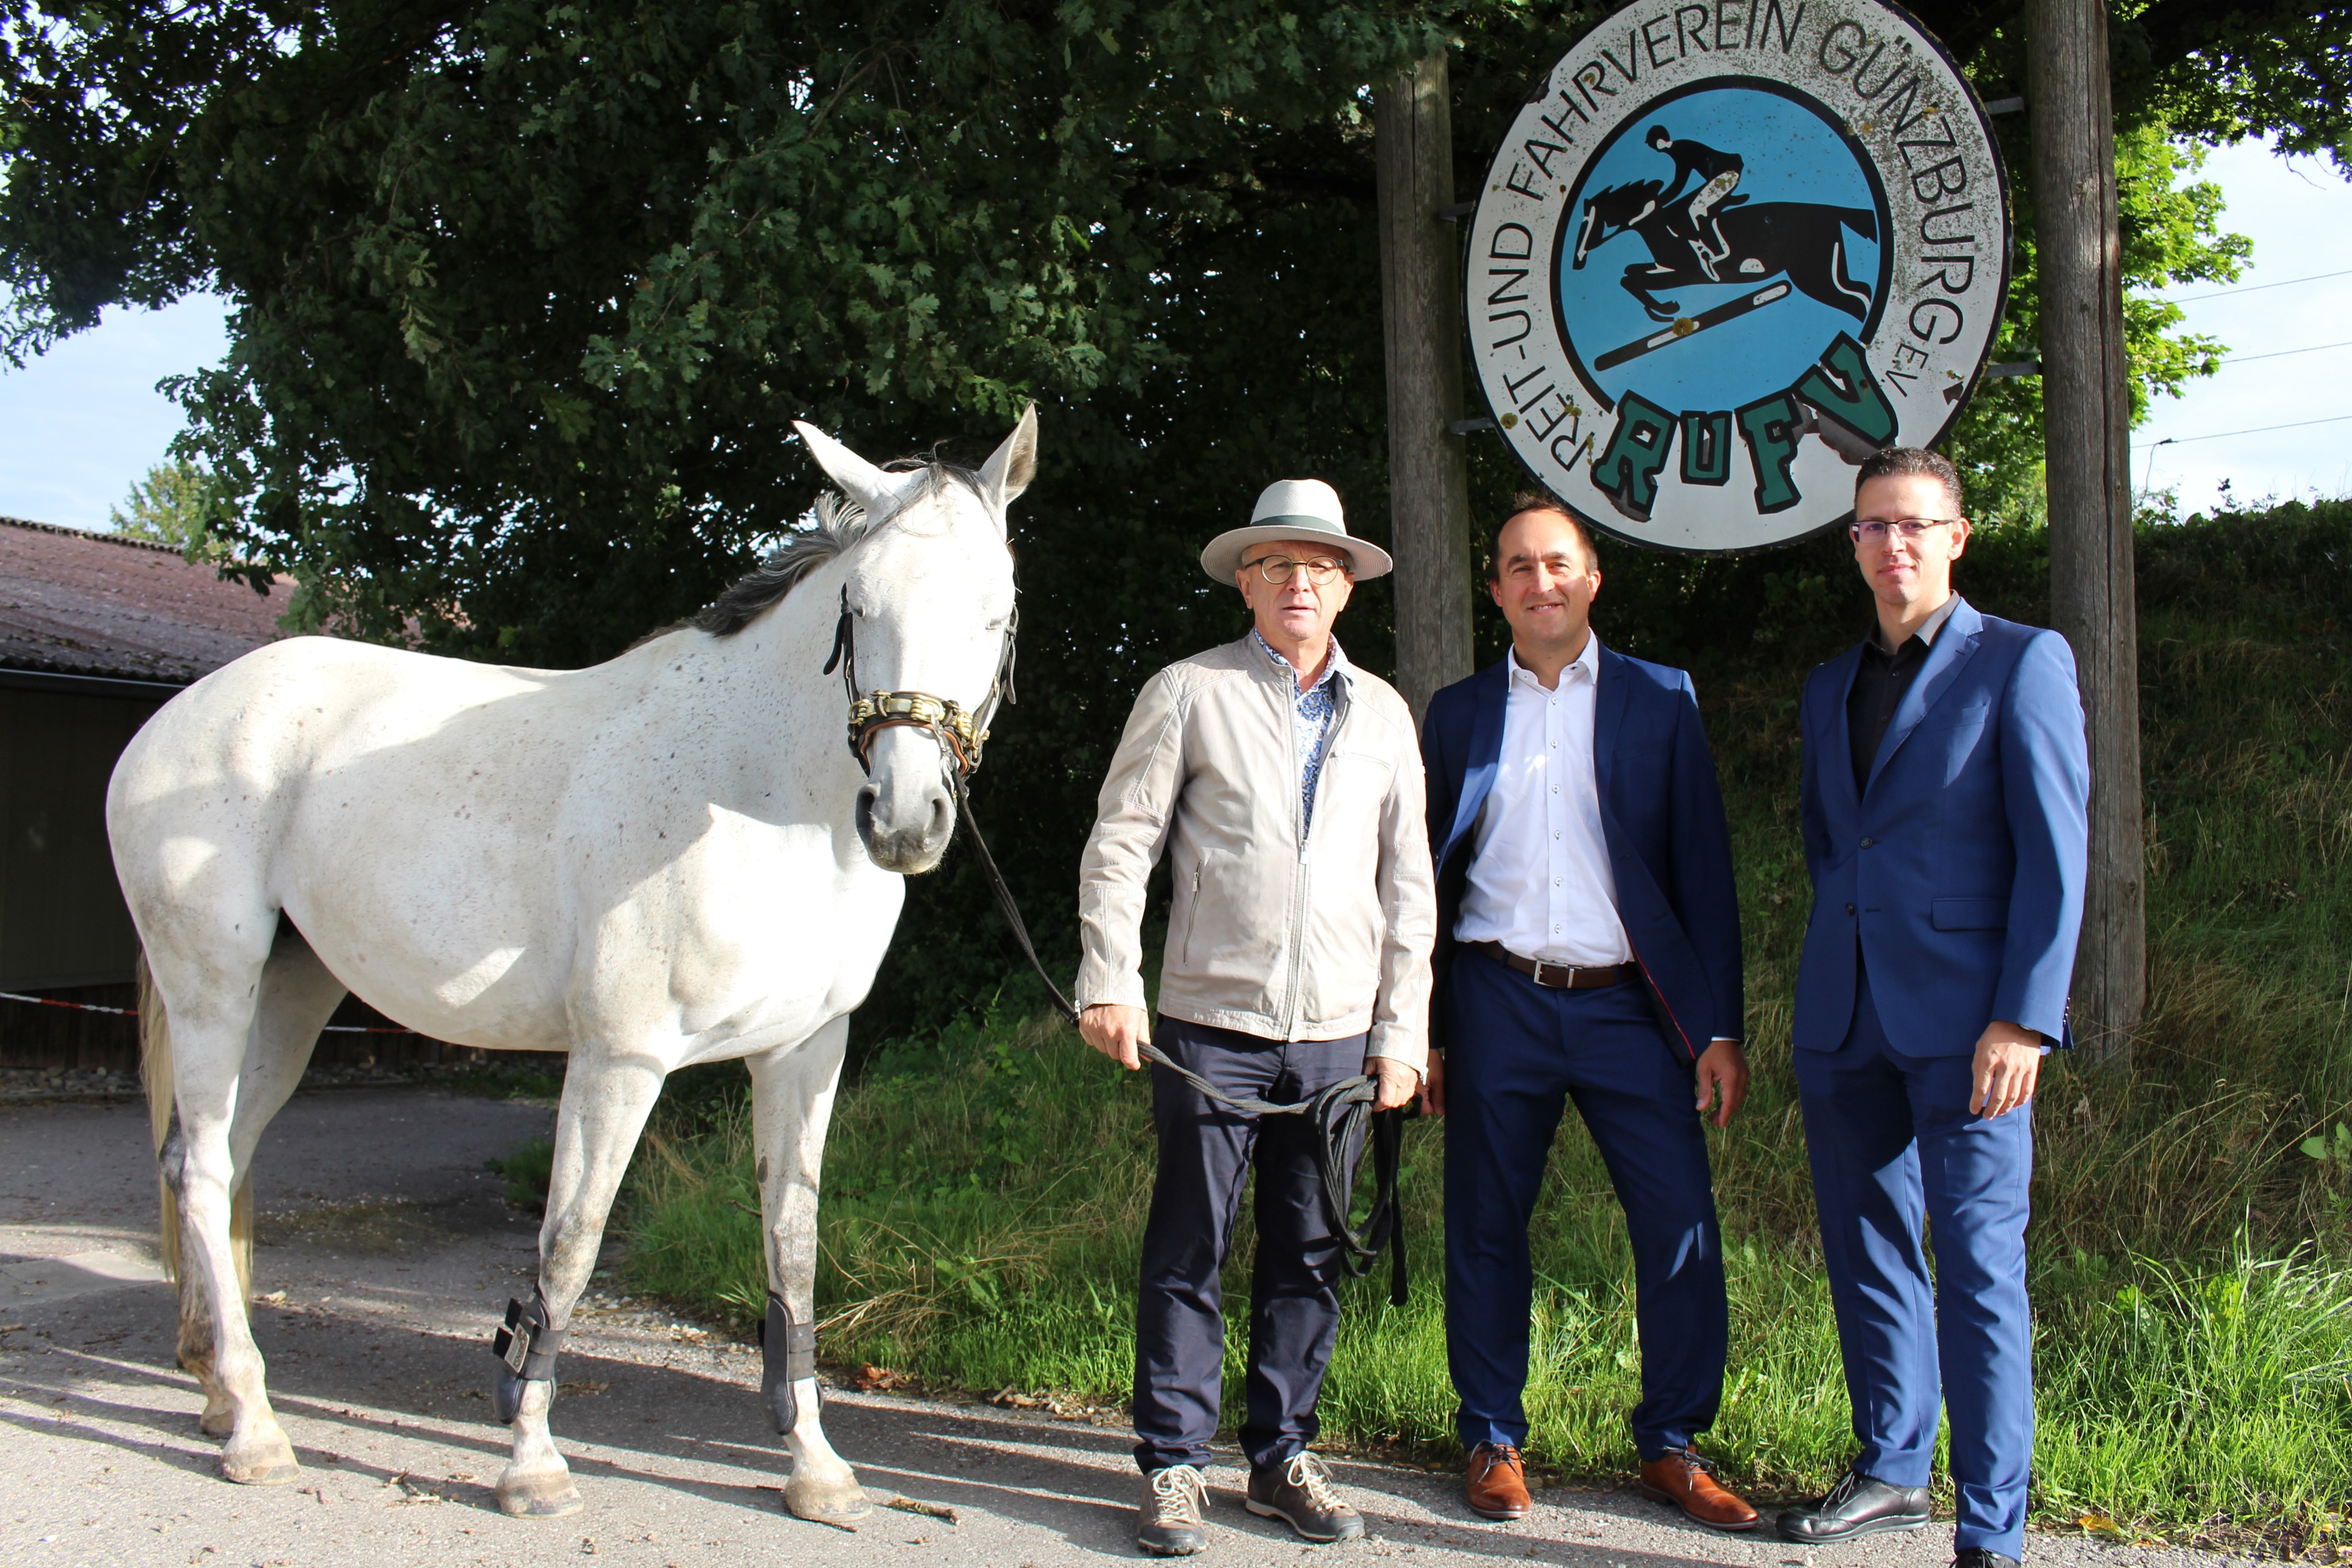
1245;554;1351;585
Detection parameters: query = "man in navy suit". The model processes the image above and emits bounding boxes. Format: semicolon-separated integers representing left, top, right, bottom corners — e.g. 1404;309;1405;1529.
1775;448;2087;1568
1421;497;1754;1529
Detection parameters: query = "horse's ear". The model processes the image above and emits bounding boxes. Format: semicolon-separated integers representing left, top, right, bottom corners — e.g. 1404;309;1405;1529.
793;422;926;517
977;403;1039;523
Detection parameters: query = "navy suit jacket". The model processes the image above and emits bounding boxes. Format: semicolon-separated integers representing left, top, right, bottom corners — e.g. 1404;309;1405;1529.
1421;642;1744;1062
1794;597;2090;1056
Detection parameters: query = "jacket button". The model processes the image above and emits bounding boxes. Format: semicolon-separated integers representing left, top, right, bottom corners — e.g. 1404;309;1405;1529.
1859;836;1875;848
1846;903;1856;915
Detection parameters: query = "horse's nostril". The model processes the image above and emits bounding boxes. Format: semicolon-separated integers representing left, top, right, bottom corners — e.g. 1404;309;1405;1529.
854;787;879;842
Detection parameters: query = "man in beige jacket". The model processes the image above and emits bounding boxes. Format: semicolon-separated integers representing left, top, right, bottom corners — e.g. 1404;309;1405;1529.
1076;478;1436;1556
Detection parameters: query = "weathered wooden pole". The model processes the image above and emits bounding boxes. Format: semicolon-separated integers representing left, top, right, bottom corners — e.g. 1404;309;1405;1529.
2029;0;2144;1064
1375;52;1474;721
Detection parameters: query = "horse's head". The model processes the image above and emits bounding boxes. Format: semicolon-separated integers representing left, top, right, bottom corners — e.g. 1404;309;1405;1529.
1573;180;1662;269
791;408;1035;874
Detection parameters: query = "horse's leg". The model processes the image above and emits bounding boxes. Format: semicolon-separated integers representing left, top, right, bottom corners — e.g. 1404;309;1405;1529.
1622;263;1680;322
177;923;343;1439
748;1014;869;1523
494;1047;666;1519
151;913;306;1485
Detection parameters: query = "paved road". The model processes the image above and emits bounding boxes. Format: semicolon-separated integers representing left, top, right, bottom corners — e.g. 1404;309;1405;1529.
1;1089;2234;1568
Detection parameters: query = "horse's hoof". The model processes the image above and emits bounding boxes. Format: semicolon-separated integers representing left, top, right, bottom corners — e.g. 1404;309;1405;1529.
221;1439;300;1486
496;1474;585;1519
784;1473;873;1524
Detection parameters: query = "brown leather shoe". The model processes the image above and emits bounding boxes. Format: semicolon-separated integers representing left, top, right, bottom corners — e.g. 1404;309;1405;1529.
1639;1445;1758;1531
1465;1442;1531;1520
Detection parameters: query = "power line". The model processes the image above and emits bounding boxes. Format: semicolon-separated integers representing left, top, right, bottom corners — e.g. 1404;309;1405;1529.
2159;267;2352;303
2132;412;2352;450
1985;339;2349;379
2218;339;2352;365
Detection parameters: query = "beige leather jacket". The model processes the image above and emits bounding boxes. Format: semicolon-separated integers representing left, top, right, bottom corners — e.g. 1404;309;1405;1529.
1074;636;1437;1071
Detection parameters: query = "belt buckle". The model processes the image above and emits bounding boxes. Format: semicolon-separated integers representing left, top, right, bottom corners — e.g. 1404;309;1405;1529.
1530;959;1570;989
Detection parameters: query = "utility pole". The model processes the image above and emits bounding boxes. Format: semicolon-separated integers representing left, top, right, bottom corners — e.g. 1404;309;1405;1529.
2029;0;2144;1066
1375;52;1474;721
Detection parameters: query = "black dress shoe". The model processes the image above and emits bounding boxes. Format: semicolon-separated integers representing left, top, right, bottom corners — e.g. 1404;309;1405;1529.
1776;1468;1931;1543
1954;1550;2022;1568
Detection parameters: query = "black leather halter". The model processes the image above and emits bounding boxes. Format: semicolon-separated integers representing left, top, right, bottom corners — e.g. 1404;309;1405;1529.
823;583;1015;778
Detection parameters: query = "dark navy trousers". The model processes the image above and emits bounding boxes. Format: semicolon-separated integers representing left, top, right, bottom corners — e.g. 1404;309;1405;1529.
1131;1015;1366;1474
1442;950;1727;1458
1796;974;2034;1559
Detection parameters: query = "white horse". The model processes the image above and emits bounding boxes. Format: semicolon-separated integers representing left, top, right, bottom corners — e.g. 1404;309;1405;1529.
107;408;1036;1521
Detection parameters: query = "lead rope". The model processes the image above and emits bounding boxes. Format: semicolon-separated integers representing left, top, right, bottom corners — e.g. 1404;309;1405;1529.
823;594;1406;1303
947;764;1406;1304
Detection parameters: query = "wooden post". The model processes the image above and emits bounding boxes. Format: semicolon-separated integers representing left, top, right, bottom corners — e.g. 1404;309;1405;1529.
2029;0;2144;1064
1376;52;1474;721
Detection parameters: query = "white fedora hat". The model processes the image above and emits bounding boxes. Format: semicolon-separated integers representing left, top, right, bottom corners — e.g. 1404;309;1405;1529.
1198;479;1394;584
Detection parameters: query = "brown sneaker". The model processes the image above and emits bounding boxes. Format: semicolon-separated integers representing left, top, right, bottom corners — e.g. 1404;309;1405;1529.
1465;1441;1531;1520
1639;1445;1758;1531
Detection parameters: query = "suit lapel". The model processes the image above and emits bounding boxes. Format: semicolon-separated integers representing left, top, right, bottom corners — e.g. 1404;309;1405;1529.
1593;639;1630;796
1444;659;1509;862
1822;642;1866;821
1864;597;1986;793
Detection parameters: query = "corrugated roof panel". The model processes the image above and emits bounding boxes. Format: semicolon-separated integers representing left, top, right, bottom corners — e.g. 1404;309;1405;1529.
0;516;284;685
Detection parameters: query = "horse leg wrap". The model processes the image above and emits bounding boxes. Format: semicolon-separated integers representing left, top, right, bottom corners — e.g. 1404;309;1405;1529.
757;1291;817;1434
491;1290;567;1424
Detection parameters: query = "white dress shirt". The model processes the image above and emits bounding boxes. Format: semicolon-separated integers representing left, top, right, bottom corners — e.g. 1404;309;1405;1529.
1453;636;1633;966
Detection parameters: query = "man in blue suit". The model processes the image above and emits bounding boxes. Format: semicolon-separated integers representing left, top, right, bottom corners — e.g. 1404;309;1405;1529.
1421;497;1754;1530
1775;448;2088;1568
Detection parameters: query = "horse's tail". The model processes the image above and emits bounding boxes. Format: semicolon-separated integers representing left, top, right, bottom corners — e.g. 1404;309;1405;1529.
1845;206;1878;243
139;948;254;1296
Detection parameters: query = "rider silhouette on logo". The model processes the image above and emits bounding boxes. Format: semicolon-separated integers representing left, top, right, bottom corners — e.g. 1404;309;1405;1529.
1644;125;1743;282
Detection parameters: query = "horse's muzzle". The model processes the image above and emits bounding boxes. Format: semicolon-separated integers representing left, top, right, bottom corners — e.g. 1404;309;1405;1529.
854;734;957;873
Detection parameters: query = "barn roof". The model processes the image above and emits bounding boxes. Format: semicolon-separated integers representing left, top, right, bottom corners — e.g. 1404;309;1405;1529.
0;516;285;687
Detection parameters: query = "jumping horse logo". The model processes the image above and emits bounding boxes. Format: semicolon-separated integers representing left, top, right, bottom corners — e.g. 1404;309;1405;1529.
1463;0;2009;555
1573;127;1878;345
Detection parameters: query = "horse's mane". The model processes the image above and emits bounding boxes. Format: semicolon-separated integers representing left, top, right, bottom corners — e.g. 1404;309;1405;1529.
1592;177;1666;214
694;459;985;638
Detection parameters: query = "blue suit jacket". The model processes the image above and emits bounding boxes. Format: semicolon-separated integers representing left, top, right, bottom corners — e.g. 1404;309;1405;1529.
1421;642;1744;1062
1794;598;2090;1055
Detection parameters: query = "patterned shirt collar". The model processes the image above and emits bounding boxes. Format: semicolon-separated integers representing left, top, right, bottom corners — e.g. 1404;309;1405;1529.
1252;628;1350;693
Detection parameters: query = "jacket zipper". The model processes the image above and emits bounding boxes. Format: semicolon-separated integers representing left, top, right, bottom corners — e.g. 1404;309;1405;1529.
1181;867;1201;968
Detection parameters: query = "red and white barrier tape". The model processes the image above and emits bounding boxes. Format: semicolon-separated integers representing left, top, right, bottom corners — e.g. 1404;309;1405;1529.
0;990;421;1035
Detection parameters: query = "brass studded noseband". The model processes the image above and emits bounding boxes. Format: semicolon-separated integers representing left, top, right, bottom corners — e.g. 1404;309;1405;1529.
823;584;1013;778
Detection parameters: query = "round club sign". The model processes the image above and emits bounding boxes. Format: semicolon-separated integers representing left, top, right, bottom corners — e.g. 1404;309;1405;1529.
1465;0;2008;551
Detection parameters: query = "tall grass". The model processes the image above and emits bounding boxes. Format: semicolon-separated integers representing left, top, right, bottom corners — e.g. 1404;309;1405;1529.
621;505;2352;1540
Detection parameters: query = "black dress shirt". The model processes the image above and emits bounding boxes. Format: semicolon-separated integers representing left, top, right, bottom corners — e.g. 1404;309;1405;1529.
1848;636;1928;792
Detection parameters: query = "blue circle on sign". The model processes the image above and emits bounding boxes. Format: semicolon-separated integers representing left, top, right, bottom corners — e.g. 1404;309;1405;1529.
1556;82;1889;412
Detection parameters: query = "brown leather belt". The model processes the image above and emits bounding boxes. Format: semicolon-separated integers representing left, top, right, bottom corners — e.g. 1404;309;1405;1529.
1466;941;1641;991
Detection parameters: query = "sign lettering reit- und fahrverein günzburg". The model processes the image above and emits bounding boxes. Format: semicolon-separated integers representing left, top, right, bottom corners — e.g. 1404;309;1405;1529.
1465;0;2009;552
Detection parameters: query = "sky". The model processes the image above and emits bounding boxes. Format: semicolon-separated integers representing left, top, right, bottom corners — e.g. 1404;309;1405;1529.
0;293;230;530
0;138;2346;533
2134;138;2352;515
